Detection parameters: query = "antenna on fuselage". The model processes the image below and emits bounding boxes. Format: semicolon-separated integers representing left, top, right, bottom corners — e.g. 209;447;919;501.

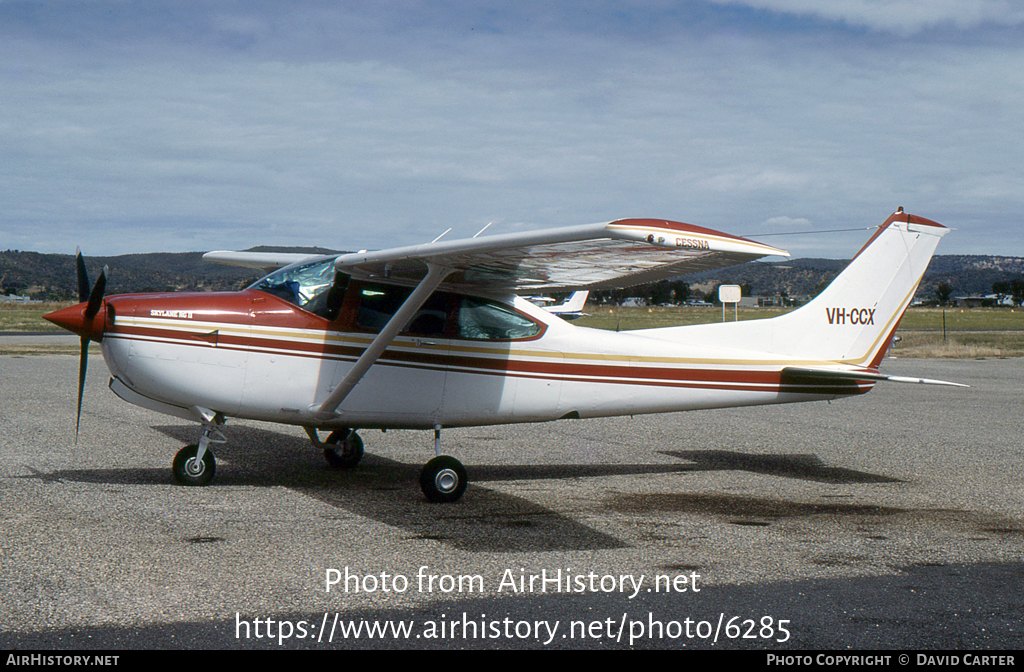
472;222;493;239
430;228;452;244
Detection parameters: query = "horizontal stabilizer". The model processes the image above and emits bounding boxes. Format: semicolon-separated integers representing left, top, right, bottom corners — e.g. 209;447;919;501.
782;367;969;388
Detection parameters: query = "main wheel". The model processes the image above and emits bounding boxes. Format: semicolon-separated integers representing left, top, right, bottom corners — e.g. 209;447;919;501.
419;455;467;503
323;429;364;469
172;444;216;486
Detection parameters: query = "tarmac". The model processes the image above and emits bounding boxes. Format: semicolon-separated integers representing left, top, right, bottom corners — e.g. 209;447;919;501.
1;350;1021;649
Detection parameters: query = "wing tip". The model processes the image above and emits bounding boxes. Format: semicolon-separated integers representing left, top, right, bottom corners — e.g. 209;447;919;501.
606;218;790;257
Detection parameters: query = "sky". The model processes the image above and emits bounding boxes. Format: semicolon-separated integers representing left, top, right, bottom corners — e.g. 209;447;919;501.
2;0;1023;259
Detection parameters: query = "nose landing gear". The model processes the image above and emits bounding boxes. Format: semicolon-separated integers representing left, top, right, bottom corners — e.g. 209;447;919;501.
172;443;216;486
172;408;226;486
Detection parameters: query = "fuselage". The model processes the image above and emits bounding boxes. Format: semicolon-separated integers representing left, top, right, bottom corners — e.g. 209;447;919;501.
82;279;858;431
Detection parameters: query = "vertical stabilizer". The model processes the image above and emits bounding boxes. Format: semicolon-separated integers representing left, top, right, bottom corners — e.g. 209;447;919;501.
766;209;948;366
637;210;948;369
546;291;589;318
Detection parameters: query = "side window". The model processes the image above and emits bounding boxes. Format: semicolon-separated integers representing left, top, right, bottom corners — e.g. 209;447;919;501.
457;297;541;340
356;285;409;331
355;284;449;337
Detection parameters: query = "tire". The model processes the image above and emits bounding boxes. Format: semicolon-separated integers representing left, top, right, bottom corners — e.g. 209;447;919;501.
172;444;216;486
323;430;364;469
419;455;467;503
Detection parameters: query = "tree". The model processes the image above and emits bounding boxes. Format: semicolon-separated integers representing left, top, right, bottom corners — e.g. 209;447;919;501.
1012;278;1024;306
936;282;953;306
671;281;691;304
649;282;673;306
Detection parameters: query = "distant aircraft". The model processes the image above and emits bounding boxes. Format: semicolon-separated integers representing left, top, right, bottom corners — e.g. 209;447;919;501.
46;209;962;502
528;291;589;319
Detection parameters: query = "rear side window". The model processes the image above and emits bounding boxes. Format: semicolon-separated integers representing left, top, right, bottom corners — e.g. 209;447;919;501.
457;297;541;340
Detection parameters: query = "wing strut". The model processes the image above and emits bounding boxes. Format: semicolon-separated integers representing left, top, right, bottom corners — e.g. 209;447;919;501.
315;263;454;418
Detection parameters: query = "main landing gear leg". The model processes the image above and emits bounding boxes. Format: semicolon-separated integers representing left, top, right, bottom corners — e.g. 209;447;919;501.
419;425;467;503
173;408;226;486
305;427;364;469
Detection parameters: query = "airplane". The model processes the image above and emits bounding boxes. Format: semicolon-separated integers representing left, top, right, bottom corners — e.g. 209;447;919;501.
527;291;589;319
44;208;963;503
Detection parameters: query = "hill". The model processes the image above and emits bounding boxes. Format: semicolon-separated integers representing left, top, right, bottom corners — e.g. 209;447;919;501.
1;248;1021;302
0;247;341;299
687;255;1024;301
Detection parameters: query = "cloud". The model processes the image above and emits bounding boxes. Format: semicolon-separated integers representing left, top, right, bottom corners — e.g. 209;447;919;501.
706;0;1024;34
697;171;815;194
762;216;813;228
0;2;1022;258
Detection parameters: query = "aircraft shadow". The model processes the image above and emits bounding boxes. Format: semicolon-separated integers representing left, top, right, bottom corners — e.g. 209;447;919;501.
661;450;902;484
32;432;897;553
37;423;633;553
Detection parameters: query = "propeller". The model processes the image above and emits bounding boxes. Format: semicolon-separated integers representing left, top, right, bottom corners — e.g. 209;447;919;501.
73;249;108;441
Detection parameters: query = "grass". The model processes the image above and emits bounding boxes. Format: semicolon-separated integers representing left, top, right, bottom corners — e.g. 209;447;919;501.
0;301;70;333
4;301;1023;358
897;307;1024;331
0;301;91;356
574;305;1024;332
0;343;102;357
575;305;790;331
574;305;1024;358
888;331;1024;359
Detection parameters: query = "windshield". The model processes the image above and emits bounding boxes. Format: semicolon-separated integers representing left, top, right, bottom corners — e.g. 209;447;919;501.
249;257;347;317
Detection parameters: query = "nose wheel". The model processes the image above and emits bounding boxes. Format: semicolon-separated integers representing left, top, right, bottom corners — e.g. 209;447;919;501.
172;407;226;486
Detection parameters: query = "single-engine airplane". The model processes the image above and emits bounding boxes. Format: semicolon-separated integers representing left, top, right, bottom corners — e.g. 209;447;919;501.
527;291;589;319
45;208;962;502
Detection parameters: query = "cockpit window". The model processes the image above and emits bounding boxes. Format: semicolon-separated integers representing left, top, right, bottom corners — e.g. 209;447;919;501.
250;258;348;319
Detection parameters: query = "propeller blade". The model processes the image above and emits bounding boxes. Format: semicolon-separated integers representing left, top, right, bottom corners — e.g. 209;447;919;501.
84;265;108;320
75;248;91;304
76;336;89;442
70;252;107;442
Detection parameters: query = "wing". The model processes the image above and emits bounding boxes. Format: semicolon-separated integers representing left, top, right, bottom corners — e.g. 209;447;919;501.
202;251;325;272
334;218;789;292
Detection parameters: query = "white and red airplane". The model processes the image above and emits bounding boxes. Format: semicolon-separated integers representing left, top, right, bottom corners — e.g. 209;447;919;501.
45;208;961;502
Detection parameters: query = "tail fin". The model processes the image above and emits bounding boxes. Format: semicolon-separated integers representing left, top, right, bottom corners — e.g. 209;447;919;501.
639;210;948;368
546;291;589;319
766;209;947;366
